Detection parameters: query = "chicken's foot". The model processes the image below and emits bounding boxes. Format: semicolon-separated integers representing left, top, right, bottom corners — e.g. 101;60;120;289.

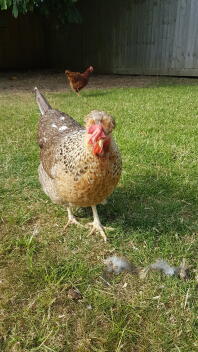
64;206;84;230
71;87;80;96
87;206;107;242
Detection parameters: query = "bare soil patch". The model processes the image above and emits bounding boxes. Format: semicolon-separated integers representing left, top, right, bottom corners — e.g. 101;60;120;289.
1;69;198;93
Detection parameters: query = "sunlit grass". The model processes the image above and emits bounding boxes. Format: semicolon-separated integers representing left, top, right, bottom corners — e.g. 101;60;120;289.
0;80;198;352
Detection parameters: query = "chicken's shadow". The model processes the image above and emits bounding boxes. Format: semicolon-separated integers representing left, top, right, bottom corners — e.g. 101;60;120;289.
96;173;197;236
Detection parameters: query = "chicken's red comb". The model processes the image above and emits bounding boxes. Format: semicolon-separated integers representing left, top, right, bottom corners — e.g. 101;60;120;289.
88;124;106;144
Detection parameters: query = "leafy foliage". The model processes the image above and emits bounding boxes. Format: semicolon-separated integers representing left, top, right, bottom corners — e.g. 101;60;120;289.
0;0;81;24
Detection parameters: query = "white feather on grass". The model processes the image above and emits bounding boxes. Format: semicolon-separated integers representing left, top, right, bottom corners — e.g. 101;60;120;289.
139;258;190;280
104;256;190;280
104;255;133;274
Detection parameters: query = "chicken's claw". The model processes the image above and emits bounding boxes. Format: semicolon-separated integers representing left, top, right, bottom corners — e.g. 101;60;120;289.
64;217;84;230
87;222;107;242
64;207;85;230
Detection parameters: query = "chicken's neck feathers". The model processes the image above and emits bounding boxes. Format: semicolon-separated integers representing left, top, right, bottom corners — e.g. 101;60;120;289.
82;69;92;79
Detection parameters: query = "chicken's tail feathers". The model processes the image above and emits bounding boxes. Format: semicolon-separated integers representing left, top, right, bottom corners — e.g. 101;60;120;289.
34;87;52;115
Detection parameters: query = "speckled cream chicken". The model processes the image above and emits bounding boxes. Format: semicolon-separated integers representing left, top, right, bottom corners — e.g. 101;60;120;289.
35;87;122;241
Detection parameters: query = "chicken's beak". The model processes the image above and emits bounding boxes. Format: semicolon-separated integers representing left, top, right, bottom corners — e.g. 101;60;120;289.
87;124;106;143
98;139;104;148
93;138;105;156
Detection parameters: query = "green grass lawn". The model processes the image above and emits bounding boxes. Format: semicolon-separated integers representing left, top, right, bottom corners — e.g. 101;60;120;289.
0;81;198;352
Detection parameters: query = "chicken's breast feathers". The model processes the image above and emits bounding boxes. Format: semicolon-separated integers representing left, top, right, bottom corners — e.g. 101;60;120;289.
36;90;122;208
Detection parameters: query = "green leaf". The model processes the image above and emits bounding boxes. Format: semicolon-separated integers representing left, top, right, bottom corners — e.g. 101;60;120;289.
0;0;7;10
12;3;18;17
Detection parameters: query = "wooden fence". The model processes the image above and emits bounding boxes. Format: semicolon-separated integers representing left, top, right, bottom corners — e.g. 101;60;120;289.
1;0;198;76
82;0;198;76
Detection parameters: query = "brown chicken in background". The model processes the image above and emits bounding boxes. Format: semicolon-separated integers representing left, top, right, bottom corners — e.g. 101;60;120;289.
65;66;94;95
35;87;122;241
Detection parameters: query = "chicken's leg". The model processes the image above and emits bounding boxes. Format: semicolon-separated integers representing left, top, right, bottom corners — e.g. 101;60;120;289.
64;206;84;230
71;86;80;96
88;205;107;242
